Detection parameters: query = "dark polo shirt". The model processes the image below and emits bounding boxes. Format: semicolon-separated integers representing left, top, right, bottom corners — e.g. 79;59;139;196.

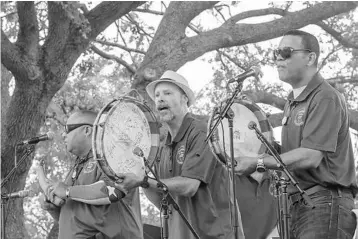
235;174;278;239
281;73;358;194
59;157;143;239
155;113;238;239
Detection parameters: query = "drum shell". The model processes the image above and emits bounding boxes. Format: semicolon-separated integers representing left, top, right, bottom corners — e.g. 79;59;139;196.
207;98;274;167
92;97;160;181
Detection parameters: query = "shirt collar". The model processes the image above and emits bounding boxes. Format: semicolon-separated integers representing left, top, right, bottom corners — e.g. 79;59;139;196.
165;113;194;145
287;73;324;102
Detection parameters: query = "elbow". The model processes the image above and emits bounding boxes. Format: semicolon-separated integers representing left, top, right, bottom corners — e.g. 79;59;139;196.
303;150;324;169
310;157;321;168
182;184;199;197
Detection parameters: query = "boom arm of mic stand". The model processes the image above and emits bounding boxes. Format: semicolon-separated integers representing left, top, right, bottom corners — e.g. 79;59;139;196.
1;146;35;188
142;157;200;239
251;125;314;208
205;82;243;143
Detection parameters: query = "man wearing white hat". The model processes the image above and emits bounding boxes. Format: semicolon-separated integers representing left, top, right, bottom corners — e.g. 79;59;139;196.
117;70;244;239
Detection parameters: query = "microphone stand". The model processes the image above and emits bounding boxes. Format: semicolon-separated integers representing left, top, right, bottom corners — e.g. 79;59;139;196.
205;83;244;239
141;154;200;239
249;123;315;239
1;145;35;188
1;145;35;239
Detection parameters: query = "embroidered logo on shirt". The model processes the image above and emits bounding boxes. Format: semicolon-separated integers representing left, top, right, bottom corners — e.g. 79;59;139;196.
176;145;186;164
83;161;96;173
294;107;305;126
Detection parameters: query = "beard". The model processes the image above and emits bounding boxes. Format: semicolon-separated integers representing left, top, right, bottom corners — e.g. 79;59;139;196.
158;109;175;122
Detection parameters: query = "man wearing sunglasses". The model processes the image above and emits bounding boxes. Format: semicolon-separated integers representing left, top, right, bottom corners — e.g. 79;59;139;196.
235;30;357;238
40;110;143;239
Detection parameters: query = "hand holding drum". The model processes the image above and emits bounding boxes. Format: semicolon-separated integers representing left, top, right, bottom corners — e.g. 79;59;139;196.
35;164;65;206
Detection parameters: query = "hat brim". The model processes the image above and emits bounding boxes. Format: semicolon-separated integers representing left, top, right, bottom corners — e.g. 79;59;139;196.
146;79;195;107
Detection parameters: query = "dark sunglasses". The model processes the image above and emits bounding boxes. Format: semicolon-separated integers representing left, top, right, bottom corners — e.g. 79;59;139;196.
273;47;312;61
65;124;92;134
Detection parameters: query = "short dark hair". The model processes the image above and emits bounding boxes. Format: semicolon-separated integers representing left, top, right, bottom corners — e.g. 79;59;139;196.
71;110;98;124
284;29;320;66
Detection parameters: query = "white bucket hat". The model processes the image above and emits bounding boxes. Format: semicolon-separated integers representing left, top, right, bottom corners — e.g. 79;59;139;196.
146;70;195;107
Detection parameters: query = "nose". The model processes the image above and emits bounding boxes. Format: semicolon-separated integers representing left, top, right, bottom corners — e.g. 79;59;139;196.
155;93;164;103
61;132;67;140
274;52;285;62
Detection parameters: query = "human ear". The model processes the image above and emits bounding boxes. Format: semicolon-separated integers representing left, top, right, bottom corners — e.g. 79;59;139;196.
307;52;317;66
182;94;188;105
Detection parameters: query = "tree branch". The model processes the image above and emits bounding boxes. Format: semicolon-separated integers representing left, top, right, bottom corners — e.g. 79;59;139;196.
42;2;72;63
317;45;343;72
85;2;145;39
16;2;39;60
133;8;164;15
125;14;154;39
94;39;146;54
1;30;39;81
225;8;287;26
159;2;218;33
243;90;286;110
327;76;358;85
185;2;357;54
316;21;358;49
214;5;227;22
218;50;248;71
90;45;136;74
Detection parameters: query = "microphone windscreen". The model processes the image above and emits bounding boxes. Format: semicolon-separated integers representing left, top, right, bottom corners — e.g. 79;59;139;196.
46;132;55;140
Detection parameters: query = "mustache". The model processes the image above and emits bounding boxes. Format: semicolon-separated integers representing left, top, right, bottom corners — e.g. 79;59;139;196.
157;104;169;111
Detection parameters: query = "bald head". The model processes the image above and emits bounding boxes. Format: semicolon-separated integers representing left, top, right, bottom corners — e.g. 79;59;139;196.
67;110;97;125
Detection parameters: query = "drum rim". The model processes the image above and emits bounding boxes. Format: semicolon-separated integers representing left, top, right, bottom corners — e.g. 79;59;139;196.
207;98;273;167
92;97;160;180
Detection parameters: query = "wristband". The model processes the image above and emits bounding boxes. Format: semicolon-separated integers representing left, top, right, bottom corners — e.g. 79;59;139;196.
140;175;150;189
256;155;267;173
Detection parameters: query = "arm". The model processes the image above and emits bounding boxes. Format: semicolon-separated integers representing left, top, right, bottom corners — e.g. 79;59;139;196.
143;181;162;209
235;148;323;175
157;176;200;197
114;174;200;208
264;147;323;170
236;96;339;175
49;180;125;205
39;193;61;221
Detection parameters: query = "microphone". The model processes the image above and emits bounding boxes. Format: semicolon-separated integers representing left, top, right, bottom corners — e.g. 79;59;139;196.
248;121;257;130
228;66;263;84
4;190;36;199
17;132;54;146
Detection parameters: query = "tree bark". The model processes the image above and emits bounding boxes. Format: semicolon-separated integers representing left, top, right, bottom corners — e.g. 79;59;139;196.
1;2;143;238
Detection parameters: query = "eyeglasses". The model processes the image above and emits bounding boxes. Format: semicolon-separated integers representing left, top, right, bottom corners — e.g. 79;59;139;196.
273;47;312;61
65;124;92;134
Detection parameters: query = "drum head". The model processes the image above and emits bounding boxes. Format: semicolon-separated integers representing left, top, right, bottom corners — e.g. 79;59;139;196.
92;98;160;181
208;98;273;166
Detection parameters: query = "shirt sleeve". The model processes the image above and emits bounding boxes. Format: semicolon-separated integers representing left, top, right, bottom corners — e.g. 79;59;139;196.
180;130;217;184
301;97;342;152
68;180;125;205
